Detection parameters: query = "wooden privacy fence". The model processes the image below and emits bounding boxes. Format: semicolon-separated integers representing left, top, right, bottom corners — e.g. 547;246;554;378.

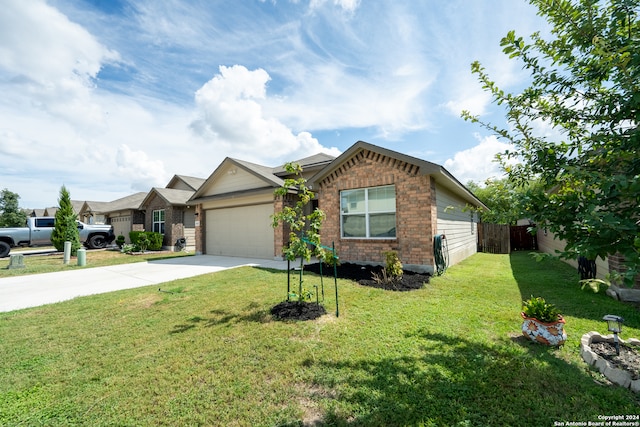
477;224;537;254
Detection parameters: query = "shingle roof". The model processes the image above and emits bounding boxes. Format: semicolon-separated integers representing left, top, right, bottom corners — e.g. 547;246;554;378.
148;188;196;206
167;175;206;191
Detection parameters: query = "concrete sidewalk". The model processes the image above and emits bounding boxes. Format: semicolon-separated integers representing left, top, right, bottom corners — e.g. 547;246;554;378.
0;255;289;312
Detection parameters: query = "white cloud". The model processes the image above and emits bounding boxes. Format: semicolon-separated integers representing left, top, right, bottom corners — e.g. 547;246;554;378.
444;134;513;184
115;145;168;191
309;0;361;14
0;0;120;128
190;65;341;163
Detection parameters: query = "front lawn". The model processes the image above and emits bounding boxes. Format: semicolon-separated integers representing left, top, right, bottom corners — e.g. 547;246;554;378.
1;252;638;426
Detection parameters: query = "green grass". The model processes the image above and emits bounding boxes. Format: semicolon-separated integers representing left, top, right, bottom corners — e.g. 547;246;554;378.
0;249;193;277
1;252;638;426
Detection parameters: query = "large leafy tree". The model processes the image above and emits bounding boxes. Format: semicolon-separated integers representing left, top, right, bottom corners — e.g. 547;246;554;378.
0;188;27;227
467;178;539;225
463;0;640;282
51;186;81;256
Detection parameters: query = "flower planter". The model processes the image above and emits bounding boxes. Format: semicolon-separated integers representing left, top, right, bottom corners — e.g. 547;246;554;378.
521;312;567;346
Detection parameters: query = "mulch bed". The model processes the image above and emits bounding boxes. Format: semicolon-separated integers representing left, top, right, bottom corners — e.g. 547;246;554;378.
270;301;327;321
589;341;640;380
271;262;431;320
304;262;431;291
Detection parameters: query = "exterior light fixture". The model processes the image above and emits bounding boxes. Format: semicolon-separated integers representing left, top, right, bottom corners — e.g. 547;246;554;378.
603;314;624;355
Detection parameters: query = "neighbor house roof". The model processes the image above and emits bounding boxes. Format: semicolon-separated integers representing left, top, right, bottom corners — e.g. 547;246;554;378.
311;140;488;209
272;153;336;176
140;188;196;207
102;192;148;213
79;192;148;216
166;175;206;191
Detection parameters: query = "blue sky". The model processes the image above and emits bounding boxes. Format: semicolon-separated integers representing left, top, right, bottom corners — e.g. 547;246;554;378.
0;0;548;208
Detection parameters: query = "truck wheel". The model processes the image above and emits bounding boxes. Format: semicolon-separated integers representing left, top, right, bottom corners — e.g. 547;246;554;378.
0;241;10;258
88;234;107;249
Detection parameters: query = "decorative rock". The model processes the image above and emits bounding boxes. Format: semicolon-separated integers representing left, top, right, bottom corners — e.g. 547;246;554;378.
8;253;25;269
580;331;639;393
604;366;631;388
608;285;640;303
595;356;609;373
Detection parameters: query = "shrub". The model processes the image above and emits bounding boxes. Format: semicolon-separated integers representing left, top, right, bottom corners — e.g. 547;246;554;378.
522;296;561;323
115;235;125;248
129;231;164;251
146;232;163;251
384;251;403;278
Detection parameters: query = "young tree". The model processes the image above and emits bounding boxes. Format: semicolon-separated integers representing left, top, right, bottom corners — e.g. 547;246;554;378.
51;186;81;256
0;188;27;227
271;162;326;303
463;0;640;283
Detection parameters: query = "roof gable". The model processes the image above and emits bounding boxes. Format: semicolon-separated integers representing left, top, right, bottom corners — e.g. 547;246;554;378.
190;157;284;201
311;141;487;209
140;188;195;207
166;174;206;191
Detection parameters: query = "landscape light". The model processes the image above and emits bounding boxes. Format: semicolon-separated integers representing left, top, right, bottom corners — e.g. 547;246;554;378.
603;314;624;355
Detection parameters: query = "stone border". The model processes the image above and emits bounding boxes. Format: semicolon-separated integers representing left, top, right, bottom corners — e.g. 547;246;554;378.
606;284;640;303
580;331;640;392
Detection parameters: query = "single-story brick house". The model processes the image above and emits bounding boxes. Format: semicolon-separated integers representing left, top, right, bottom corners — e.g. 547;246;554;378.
139;175;205;251
190;141;486;273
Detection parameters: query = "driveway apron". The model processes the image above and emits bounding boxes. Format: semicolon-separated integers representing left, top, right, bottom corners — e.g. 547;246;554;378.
0;255;288;312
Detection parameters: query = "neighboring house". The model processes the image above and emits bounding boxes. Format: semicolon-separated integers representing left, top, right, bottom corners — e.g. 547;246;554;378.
537;228;611;279
43;207;58;217
101;192;148;243
139;175;205;251
189;154;334;258
190;141;486;274
28;201;86;220
77;201;110;224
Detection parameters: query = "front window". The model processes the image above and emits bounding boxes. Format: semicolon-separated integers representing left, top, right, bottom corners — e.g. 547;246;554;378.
340;185;396;238
153;209;165;234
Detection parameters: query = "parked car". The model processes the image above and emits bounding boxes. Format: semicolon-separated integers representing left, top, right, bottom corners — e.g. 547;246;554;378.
0;217;115;257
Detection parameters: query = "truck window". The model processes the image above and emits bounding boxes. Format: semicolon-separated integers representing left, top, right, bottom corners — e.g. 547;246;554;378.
35;218;55;228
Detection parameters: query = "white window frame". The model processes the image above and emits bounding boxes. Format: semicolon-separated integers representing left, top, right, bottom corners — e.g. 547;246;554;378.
340;185;396;239
152;209;165;234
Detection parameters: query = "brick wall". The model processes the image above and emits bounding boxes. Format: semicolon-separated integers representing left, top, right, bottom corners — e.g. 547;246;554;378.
608;253;640;288
317;149;434;270
195;205;204;254
273;194;295;259
144;194;175;249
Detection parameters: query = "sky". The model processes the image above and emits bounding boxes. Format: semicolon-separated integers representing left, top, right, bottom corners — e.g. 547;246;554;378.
0;0;549;209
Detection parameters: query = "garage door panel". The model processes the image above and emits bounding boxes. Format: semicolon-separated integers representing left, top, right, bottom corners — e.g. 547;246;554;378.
206;204;274;258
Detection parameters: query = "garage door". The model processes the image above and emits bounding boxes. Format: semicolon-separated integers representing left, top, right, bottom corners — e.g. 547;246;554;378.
111;216;132;243
205;204;274;258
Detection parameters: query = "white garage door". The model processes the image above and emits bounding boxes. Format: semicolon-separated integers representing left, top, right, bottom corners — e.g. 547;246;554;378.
111;216;132;243
205;204;274;259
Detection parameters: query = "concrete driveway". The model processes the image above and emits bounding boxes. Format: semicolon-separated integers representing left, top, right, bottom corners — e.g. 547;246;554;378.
0;255;289;312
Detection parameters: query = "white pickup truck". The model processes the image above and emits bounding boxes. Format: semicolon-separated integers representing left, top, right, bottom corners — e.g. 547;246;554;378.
0;217;115;257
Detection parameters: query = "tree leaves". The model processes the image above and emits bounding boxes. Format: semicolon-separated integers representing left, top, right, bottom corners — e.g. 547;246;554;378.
463;0;640;283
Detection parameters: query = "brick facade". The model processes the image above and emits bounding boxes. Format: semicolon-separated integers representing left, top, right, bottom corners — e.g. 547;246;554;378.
608;253;640;288
273;194;296;259
195;205;205;254
144;193;183;249
316;148;435;270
